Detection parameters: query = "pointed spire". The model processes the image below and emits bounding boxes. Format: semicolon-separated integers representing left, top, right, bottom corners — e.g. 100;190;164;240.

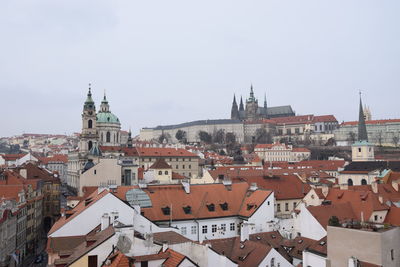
264;92;267;108
358;91;368;142
231;93;239;120
84;83;95;106
250;84;254;98
239;96;244;111
127;127;133;148
102;89;108;104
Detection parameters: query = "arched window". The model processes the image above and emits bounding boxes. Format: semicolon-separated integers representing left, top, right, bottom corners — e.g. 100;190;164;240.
361;179;367;185
165;171;168;175
270;258;275;266
106;132;111;143
158;171;162;175
114;133;116;143
101;133;104;142
116;134;119;143
88;119;93;129
348;179;353;186
88;141;93;151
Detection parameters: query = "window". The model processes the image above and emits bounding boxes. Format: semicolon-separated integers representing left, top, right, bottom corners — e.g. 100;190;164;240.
358;148;361;153
191;225;197;235
189;165;191;169
221;224;226;231
391;249;394;261
230;223;235;231
164;171;168;175
202;225;207;234
285;203;289;211
361;179;367;185
348;179;353;186
176;165;179;169
277;203;281;212
293;202;297;209
182;165;185;169
270;257;275;267
180;227;187;235
158;171;162;175
88;141;93;151
88;119;93;129
374;215;378;221
106;132;111;143
212;224;217;233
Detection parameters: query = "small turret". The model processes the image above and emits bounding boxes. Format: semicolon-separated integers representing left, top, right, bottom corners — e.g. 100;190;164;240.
127;129;133;148
100;91;110;112
239;96;244;111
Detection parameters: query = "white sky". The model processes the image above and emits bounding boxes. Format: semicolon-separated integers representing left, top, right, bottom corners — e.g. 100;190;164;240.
1;0;399;137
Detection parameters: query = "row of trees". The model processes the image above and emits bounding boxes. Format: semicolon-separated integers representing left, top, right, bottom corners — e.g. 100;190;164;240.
347;131;400;147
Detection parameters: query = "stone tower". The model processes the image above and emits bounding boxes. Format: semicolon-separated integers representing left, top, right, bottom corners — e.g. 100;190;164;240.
96;92;121;146
245;85;258;120
231;94;240;120
78;84;98;153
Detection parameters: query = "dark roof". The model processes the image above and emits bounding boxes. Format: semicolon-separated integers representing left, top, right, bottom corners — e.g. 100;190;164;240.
267;105;295;116
343;161;400;173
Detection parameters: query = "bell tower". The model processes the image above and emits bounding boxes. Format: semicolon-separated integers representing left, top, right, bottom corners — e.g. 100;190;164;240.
79;84;98;153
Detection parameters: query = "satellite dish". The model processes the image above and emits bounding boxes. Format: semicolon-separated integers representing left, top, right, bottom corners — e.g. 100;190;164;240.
116;234;132;254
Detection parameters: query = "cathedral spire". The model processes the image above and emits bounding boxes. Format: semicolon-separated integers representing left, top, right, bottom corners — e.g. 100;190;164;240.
231;94;239;120
239;96;244;111
358;92;368;142
100;89;110;112
264;92;267;109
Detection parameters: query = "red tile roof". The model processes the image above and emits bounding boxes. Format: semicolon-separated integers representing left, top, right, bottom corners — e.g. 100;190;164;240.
116;183;272;222
1;154;26;161
209;168;310;200
272;115;314;125
325;188;390;221
204;237;272;267
39;154;68;164
384;207;400;226
150;158;172;169
312;115;338;123
307;203;358;229
136;147;198;158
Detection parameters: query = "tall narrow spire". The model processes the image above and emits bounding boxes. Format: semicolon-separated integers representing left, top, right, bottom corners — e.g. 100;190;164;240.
100;89;110;112
358;92;368;142
239;96;244;111
264;92;267;108
231;94;239;120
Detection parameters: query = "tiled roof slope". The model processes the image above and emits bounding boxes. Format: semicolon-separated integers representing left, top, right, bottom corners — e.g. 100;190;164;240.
325;189;389;221
117;183;272;222
150;158;172;169
204;236;272;266
307;203;358;229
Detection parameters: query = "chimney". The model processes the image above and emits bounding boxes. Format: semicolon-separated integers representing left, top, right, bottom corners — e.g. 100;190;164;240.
110;211;119;226
19;169;27;179
361;211;364;222
371;182;378;194
101;213;110;231
249;183;258;191
181;180;190;194
392;180;399;192
144;233;154;247
162;241;168;252
378;196;383;204
240;223;250;242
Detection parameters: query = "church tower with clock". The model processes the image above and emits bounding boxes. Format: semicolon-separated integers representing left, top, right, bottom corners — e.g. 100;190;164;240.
78;84;98;152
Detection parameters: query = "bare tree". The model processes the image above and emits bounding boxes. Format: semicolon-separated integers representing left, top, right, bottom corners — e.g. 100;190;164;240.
376;131;383;147
175;130;187;143
347;132;356;144
213;129;225;144
198;131;212;144
255;128;272;144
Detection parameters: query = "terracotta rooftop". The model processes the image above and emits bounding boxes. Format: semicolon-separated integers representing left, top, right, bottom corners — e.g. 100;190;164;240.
136;147;198;158
39;154;68;164
204;236;272;267
342;119;400;126
249;231;291;262
307;203;358;230
384;207;400;226
150;158;172;169
117;182;272;222
306;236;327;256
153;231;192;245
312;115;338;123
286;236;317;260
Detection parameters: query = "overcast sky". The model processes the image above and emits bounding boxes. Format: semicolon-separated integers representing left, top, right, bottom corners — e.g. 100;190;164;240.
1;0;399;137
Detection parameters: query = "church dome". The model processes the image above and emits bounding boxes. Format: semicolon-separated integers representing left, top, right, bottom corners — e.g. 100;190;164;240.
96;112;120;124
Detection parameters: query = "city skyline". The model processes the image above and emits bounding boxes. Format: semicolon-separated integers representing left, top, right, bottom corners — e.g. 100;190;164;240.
1;0;400;137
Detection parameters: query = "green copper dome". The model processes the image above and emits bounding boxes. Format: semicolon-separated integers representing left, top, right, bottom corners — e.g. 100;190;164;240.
96;112;120;124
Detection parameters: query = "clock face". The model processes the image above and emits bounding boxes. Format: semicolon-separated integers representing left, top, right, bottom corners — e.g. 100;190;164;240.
88;111;93;115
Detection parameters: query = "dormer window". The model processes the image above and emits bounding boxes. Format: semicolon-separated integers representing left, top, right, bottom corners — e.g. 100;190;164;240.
206;203;215;212
161;206;170;215
183;206;191;214
220;202;228;210
247;203;255;210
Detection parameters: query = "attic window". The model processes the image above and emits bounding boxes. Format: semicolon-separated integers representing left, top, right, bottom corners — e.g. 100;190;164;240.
220;202;228;210
183;206;191;214
298;239;303;244
240;244;245;249
256;236;261;240
85;198;93;206
206;203;215;212
246;203;255;210
161;206;170;215
319;241;326;246
271;234;276;239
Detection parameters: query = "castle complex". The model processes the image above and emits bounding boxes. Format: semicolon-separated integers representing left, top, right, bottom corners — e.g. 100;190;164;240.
231;85;295;120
